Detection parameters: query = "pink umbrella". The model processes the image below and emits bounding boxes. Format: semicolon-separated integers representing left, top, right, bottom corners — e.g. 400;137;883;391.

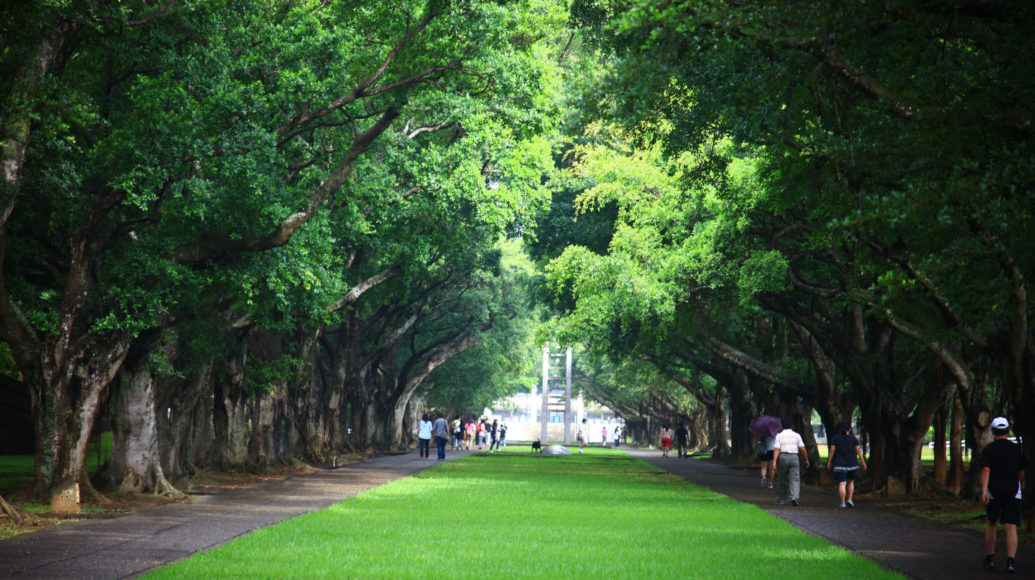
749;415;782;437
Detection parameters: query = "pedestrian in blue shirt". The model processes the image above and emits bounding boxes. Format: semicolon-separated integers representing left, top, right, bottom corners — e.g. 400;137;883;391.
827;422;867;508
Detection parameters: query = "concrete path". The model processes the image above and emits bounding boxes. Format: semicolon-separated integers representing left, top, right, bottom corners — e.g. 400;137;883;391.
630;449;1035;579
0;452;465;579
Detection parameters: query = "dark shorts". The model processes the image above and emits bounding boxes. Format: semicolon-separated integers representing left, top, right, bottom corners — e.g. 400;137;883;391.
987;496;1022;526
833;470;856;483
756;450;774;462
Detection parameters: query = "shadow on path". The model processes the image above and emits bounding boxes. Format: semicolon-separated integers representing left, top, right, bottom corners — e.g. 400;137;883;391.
0;452;466;579
630;449;1035;580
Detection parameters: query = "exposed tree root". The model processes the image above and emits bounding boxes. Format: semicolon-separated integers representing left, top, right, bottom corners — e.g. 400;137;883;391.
0;494;32;526
153;474;186;499
78;470;112;506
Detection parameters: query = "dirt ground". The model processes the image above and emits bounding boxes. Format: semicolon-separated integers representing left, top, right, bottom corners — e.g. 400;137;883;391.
0;462;326;540
874;493;1035;548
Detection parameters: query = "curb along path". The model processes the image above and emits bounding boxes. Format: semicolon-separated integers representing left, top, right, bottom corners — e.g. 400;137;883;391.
0;453;464;579
631;449;1035;580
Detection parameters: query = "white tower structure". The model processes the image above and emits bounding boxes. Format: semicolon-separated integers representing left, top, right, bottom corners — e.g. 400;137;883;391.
540;344;573;444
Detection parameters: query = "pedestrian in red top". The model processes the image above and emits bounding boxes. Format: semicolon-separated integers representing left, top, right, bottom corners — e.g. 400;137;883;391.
660;425;673;457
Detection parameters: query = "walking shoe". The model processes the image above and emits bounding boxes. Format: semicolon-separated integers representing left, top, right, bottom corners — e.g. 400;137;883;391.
767;482;774;489
761;477;767;488
985;554;995;570
846;499;854;508
838;503;846;508
1007;557;1015;573
791;499;799;506
776;499;785;505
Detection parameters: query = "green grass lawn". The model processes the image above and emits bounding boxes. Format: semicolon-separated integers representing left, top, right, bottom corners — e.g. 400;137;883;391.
0;455;34;496
147;448;901;579
0;431;112;496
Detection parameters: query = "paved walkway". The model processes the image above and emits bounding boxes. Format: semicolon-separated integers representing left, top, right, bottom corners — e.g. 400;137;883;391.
2;448;1031;579
0;452;464;579
630;449;1035;579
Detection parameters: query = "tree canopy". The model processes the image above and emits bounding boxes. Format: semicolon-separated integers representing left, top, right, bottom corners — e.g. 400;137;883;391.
2;0;1033;516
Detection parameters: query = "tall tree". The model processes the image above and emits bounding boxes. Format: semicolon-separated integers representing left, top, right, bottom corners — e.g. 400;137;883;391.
0;0;564;511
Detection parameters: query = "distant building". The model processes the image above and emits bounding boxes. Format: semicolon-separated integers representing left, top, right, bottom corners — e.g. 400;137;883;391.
483;391;623;444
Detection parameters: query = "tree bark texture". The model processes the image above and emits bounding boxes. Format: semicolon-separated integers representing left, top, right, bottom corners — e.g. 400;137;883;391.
111;357;180;497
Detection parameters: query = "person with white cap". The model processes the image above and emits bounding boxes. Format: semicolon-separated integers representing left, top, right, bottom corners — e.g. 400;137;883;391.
980;416;1027;573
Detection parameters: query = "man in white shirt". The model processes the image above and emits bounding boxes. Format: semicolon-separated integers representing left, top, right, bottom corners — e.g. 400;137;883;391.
771;417;810;506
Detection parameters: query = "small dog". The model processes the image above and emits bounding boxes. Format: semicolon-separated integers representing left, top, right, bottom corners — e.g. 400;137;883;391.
531;439;542;454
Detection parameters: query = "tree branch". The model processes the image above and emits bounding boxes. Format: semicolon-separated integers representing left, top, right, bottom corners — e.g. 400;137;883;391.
277;11;438;139
327;267;399;313
174;107;400;263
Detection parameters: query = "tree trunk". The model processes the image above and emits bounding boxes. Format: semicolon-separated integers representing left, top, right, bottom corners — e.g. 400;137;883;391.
161;357;213;484
932;403;948;484
1;21;77;190
212;353;250;468
708;387;728;457
687;407;709;452
727;370;755;459
111;357;181;496
248;395;278;469
189;379;216;468
947;394;965;493
964;411;995;499
30;337;132;513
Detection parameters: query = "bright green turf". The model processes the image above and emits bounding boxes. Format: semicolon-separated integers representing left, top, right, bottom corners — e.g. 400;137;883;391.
146;447;901;579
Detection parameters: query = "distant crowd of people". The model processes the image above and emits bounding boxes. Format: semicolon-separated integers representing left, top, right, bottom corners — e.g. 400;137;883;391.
416;414;508;460
576;418;623;452
421;414;631;457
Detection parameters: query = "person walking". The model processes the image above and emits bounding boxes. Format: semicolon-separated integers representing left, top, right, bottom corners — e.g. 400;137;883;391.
417;413;433;459
827;422;866;508
452;416;465;451
771;417;809;506
489;419;500;452
981;416;1027;573
433;412;449;460
602;425;609;447
613;426;621;448
660;425;673;457
465;419;476;450
758;434;776;488
578;418;588;453
479;418;490;449
675;424;690;458
498;423;507;447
